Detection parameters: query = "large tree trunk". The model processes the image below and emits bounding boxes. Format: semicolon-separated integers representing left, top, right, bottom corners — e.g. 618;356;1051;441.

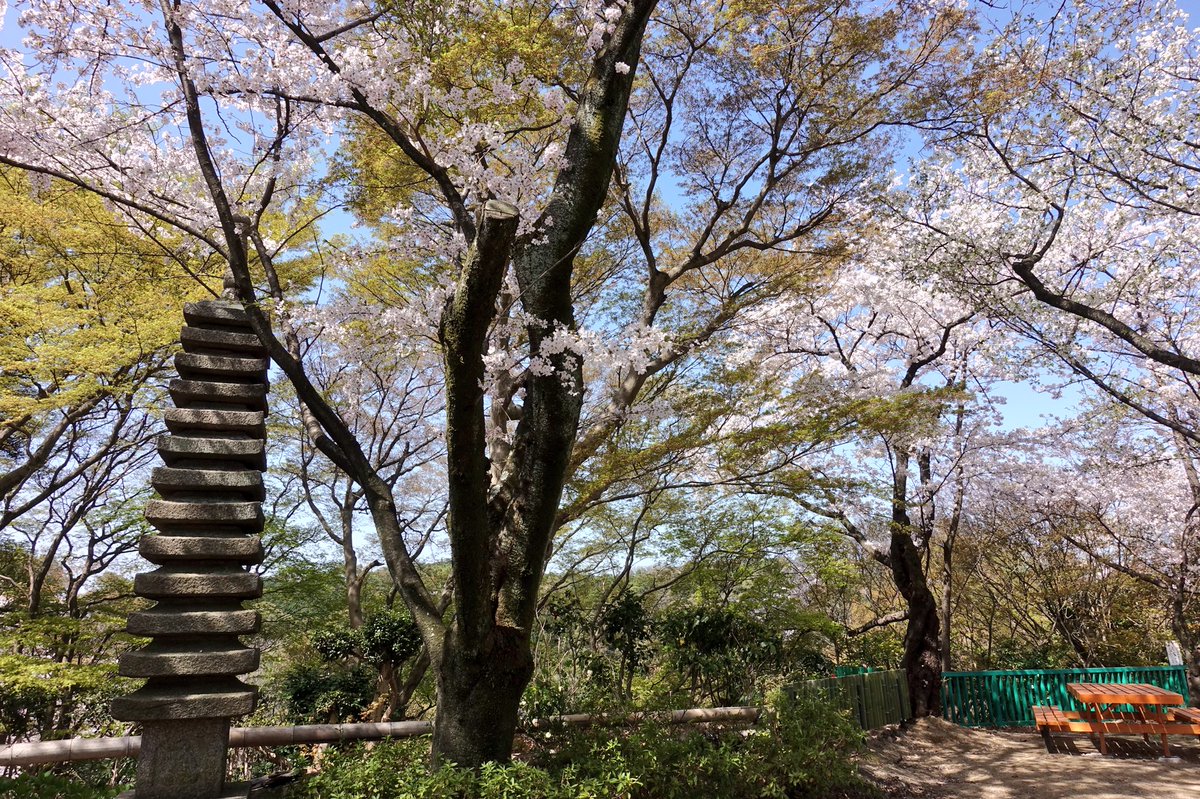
892;530;943;717
891;446;943;717
430;629;534;765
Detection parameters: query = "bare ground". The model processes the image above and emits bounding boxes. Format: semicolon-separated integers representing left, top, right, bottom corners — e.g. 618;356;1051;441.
860;717;1200;799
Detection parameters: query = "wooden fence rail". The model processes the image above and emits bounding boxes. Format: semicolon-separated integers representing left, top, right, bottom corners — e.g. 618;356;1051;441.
0;707;762;768
791;669;912;730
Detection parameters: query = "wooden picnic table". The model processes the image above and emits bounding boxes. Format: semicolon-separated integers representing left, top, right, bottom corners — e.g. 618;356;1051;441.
1066;682;1184;756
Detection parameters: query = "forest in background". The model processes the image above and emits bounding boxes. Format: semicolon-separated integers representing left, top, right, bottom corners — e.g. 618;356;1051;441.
1;0;1198;791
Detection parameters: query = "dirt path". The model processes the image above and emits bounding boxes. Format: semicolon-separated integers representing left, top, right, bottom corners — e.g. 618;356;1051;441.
861;717;1200;799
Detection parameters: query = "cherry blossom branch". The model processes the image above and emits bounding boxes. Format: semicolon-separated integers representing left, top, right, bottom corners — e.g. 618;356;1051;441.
257;0;476;242
162;0;444;638
0;156;228;256
1011;257;1200;377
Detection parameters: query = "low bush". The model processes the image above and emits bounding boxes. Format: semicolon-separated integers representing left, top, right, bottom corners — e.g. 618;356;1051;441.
293;691;866;798
0;772;123;799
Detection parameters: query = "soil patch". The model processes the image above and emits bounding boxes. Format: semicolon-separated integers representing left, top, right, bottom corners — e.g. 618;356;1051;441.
860;717;1200;799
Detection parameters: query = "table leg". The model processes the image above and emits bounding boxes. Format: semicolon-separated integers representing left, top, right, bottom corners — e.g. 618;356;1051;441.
1135;703;1171;757
1136;706;1152;744
1133;704;1153;746
1094;703;1107;755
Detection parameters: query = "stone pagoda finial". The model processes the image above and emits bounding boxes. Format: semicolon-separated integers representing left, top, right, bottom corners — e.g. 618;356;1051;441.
112;300;269;799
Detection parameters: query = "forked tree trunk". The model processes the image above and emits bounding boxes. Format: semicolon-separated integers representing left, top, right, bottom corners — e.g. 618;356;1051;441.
421;0;654;763
430;630;535;765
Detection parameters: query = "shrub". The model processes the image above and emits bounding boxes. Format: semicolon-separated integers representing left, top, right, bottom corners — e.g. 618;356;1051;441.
292;691;864;799
0;773;122;799
658;606;787;707
278;661;376;723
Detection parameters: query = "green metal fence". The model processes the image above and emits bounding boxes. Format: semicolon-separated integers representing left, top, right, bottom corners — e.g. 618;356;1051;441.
794;669;912;730
941;665;1191;727
833;665;873;678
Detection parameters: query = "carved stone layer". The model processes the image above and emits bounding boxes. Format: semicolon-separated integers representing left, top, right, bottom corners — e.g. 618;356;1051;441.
151;467;265;500
120;645;260;678
163;409;266;438
126;609;261;637
145;500;265;531
156;436;266;469
134;570;262;600
138;535;262;564
180;326;266;355
168;379;267;411
183;302;254;329
112;682;258;721
174;353;269;381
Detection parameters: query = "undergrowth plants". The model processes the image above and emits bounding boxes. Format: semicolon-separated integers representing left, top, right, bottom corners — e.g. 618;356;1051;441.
294;692;866;799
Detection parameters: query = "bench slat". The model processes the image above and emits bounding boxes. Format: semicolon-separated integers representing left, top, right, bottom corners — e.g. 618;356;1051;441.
1171;707;1200;724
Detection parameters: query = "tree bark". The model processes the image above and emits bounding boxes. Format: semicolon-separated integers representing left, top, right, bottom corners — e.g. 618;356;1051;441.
891;447;943;717
429;630;534;765
940;451;965;674
940;537;953;673
893;531;943;716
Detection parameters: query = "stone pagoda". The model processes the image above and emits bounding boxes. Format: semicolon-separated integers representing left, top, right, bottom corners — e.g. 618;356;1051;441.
112;299;268;799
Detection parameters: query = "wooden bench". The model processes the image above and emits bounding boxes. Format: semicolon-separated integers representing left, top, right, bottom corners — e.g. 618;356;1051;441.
1035;701;1200;756
1035;684;1198;756
1034;705;1071;731
1166;707;1200;738
1033;706;1093;735
1171;707;1200;724
1033;705;1183;752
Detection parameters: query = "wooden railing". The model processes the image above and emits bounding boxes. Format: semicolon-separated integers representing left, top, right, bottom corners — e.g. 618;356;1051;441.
0;707;762;768
791;669;912;729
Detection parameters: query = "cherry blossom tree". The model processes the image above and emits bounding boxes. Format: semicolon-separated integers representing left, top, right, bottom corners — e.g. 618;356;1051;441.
899;0;1200;443
0;0;971;762
715;244;1009;715
889;0;1200;694
1031;417;1200;702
